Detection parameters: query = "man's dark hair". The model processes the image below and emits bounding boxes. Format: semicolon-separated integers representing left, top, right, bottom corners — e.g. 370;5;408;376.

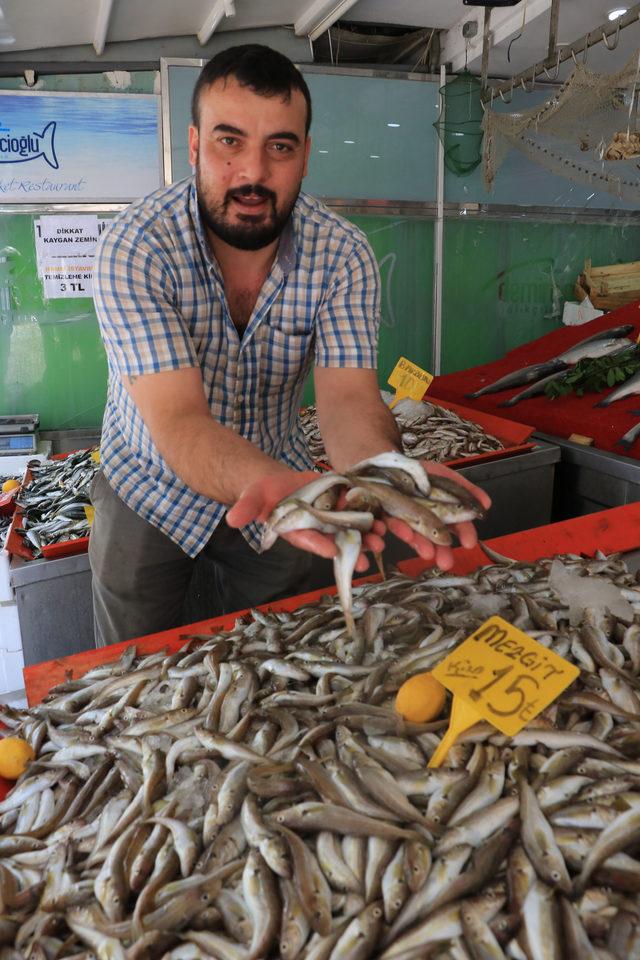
191;44;312;135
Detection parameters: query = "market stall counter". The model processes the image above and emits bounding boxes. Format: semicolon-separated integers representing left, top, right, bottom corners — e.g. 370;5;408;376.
1;503;640;957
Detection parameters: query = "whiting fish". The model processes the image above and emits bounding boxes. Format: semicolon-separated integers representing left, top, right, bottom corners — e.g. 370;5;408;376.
1;551;640;956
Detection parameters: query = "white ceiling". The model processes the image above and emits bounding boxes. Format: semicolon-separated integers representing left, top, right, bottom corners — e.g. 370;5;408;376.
0;0;636;81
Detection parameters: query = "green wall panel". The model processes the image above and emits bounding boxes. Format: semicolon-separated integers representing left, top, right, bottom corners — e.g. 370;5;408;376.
0;214;108;429
303;214;434;405
442;218;640;374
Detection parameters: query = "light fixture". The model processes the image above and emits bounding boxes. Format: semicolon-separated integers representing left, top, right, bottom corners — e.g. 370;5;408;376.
318;149;329;153
387;123;400;128
608;7;628;19
344;139;355;144
370;155;380;159
294;0;360;42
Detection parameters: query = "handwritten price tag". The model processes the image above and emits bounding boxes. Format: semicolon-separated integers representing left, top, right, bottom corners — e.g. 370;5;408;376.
83;505;95;527
428;616;579;766
388;357;433;410
90;450;101;464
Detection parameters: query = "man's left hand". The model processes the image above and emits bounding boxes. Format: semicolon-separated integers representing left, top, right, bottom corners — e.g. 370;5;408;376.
383;460;491;570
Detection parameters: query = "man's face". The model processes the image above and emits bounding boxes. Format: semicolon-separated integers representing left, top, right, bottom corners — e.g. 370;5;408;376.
189;77;311;252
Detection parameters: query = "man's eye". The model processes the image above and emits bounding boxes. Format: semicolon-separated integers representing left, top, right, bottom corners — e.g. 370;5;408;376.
220;136;237;146
272;142;292;152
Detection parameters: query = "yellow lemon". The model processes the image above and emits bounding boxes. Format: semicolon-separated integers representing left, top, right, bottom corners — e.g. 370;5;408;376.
1;478;19;494
395;672;447;723
0;737;35;780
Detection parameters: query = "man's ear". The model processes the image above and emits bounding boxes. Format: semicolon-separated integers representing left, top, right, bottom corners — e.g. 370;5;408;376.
188;125;199;168
302;136;312;178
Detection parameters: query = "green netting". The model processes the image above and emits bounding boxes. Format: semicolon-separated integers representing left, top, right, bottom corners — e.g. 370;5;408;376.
434;71;484;177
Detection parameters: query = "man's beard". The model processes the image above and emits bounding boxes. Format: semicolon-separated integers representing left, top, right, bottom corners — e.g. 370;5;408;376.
196;172;299;251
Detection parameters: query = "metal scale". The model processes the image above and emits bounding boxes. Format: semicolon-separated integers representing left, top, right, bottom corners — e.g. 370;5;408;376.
0;415;40;457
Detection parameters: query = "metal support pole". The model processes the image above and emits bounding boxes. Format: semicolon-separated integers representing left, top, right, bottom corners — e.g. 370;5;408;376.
481;7;492;89
547;0;560;59
432;64;446;377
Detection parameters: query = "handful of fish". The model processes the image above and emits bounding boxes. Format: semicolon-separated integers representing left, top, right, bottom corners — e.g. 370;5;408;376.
299;398;504;465
2;550;640;957
261;451;486;634
14;449;98;558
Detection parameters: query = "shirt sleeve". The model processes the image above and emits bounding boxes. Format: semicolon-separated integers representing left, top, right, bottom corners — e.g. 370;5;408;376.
93;217;198;377
314;232;381;369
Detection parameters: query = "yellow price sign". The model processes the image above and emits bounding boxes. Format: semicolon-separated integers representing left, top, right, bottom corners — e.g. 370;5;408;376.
90;450;101;464
83;505;95;527
428;616;579;767
388;357;433;410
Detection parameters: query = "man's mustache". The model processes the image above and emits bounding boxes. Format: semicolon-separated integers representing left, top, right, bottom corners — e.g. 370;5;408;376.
225;184;277;205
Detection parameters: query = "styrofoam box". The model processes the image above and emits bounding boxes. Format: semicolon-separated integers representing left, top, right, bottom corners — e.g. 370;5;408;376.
0;439;52;476
0;648;24;698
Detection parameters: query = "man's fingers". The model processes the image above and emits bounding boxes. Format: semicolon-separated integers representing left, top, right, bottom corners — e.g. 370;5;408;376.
452;520;479;550
226;487;265;528
282;529;337;559
363;532;385;554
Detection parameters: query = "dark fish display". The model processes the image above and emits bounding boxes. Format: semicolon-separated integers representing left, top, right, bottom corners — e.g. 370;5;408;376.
466;327;635;400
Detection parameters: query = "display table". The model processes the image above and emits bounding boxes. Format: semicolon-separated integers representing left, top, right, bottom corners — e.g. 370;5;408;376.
22;500;640;705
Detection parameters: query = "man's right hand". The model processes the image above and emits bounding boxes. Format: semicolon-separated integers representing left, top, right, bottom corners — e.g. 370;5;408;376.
226;471;386;571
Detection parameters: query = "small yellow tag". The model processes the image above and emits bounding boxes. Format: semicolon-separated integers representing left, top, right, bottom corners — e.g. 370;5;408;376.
388;357;433;410
84;505;95;527
428;615;579;766
90;450;101;464
636;331;640;344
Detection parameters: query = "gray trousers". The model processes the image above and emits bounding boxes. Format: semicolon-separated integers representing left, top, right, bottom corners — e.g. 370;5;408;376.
89;470;312;647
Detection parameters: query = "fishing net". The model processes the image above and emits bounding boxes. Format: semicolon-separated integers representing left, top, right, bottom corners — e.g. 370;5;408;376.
483;49;640;201
434;71;484;176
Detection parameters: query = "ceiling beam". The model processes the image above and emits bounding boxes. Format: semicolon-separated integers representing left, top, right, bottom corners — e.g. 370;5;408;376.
442;0;552;73
93;0;114;57
197;0;235;46
294;0;360;43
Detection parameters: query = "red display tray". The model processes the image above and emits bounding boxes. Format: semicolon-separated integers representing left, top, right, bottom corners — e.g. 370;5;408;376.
5;452;92;562
22;501;640;707
430;397;535;468
312;397;535;471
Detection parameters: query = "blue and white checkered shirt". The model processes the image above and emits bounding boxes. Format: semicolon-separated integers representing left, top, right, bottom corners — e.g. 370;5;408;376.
93;177;380;557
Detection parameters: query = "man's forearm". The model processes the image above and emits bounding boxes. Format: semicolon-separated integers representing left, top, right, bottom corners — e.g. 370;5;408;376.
319;396;402;473
153;411;289;504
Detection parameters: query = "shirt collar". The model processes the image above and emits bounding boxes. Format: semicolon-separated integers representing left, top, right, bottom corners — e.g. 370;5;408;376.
189;177;298;278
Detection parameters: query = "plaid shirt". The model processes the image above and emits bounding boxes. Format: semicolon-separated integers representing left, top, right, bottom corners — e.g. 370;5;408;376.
93;177;380;557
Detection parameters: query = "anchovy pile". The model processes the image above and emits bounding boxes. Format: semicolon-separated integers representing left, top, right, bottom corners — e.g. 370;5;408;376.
2;550;640;957
14;449;98;558
299;398;503;465
261;452;485;635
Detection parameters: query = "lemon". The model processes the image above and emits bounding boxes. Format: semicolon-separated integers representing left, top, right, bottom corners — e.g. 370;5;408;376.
395;672;447;723
0;737;35;780
1;478;19;494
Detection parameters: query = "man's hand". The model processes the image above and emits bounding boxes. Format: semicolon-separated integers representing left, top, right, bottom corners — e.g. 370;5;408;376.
226;470;386;572
383;461;491;570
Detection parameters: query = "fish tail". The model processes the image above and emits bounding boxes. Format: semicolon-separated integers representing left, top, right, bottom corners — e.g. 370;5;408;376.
38;121;59;170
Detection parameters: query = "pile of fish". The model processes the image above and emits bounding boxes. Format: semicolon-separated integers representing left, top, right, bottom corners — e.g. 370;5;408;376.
466;323;636;407
261;451;485;634
2;549;640;958
299;398;503;465
14;449;98;558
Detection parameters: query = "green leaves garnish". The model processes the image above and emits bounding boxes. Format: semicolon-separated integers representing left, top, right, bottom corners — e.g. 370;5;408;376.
544;346;640;399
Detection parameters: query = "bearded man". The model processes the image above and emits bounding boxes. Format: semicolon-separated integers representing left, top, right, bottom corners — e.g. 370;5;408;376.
90;44;489;645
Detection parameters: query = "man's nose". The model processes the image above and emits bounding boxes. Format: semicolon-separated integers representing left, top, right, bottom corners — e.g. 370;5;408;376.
237;146;269;184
